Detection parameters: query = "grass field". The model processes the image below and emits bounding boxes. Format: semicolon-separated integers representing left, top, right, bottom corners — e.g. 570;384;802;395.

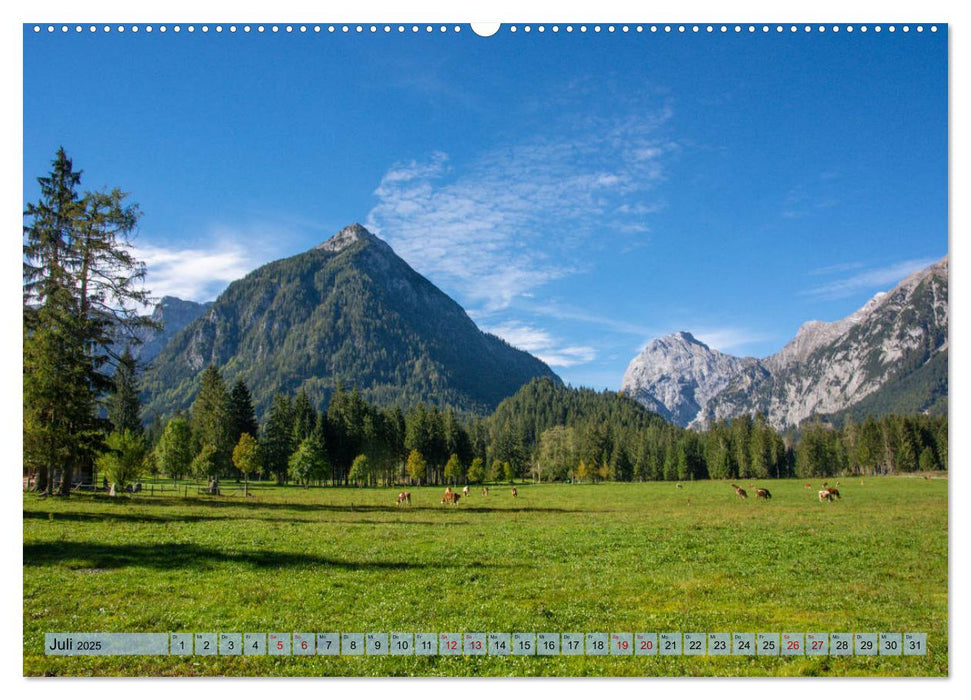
23;477;948;677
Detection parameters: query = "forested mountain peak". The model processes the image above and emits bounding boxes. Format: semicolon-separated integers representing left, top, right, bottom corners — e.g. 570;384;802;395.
141;224;559;421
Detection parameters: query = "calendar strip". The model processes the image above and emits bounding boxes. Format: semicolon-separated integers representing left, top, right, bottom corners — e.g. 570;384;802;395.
44;632;927;656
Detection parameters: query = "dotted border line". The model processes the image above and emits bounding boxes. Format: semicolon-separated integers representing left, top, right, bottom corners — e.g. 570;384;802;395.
30;24;940;35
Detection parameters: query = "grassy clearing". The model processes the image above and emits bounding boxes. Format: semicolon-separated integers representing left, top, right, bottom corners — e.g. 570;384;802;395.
23;477;947;676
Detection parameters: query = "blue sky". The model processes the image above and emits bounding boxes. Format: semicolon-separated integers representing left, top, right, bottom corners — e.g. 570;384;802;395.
23;24;948;390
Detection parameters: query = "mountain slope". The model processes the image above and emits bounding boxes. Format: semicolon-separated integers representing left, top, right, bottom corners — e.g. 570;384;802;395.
621;257;948;429
141;224;559;418
131;296;211;364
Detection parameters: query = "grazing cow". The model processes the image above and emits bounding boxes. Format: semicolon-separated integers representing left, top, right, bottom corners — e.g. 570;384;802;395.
826;487;841;500
731;483;748;499
818;489;839;503
755;488;771;500
462;485;470;498
511;487;518;498
482;486;489;496
441;491;461;506
396;491;411;506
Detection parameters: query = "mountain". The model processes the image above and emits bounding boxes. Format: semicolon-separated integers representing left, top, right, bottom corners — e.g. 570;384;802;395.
141;224;559;419
130;296;211;364
620;332;761;426
621;257;948;430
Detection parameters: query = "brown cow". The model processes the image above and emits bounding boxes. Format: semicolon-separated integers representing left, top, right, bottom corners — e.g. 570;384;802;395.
441;491;461;506
755;488;772;500
396;491;411;505
482;486;490;496
731;483;747;499
511;487;518;497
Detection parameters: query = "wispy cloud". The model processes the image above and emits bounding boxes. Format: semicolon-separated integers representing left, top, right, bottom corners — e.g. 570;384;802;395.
135;221;304;303
807;260;866;276
486;322;596;368
516;300;655;337
804;258;939;300
136;241;256;303
691;327;777;355
366;104;676;312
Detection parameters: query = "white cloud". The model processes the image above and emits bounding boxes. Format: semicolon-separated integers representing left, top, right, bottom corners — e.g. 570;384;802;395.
135;241;256;303
691;327;777;355
804;258;939;300
366;106;675;312
486;322;596;368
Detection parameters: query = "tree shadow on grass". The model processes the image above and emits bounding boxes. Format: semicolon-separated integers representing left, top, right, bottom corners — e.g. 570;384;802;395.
22;510;450;527
23;541;511;572
25;496;589;516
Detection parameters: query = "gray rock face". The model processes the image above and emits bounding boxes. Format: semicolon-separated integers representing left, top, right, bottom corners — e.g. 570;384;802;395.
621;257;948;430
131;296;211;364
620;332;760;426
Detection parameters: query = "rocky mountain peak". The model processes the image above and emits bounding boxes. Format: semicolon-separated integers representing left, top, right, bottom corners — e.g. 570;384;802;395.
621;331;758;426
623;256;948;429
315;223;385;253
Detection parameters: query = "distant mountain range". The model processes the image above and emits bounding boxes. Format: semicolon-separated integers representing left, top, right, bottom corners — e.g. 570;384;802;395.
140;224;559;419
621;257;948;430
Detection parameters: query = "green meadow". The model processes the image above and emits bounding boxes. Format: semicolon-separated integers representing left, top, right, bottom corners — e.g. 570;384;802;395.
23;477;947;677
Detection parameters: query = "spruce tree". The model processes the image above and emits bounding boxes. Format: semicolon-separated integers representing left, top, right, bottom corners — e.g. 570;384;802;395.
109;347;142;434
23;149;153;495
191;366;234;474
228;379;258;446
262;393;295;484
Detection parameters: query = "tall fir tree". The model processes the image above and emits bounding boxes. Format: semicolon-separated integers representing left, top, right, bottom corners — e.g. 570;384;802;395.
191;366;234;474
23;149;152;494
109;347;142;435
262;392;294;484
228;378;259;445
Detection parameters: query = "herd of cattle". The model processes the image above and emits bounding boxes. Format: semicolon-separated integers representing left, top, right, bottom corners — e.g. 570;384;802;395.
727;481;842;502
396;485;517;506
395;481;845;506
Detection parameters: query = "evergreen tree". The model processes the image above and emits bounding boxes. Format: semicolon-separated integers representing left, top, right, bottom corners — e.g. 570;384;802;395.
262;392;295;484
228;379;259;446
23;149;152;495
292;388;317;444
109;347;142;434
191;366;234;474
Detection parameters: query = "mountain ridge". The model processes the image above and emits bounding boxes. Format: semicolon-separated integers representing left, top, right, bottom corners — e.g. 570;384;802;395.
621;257;948;429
